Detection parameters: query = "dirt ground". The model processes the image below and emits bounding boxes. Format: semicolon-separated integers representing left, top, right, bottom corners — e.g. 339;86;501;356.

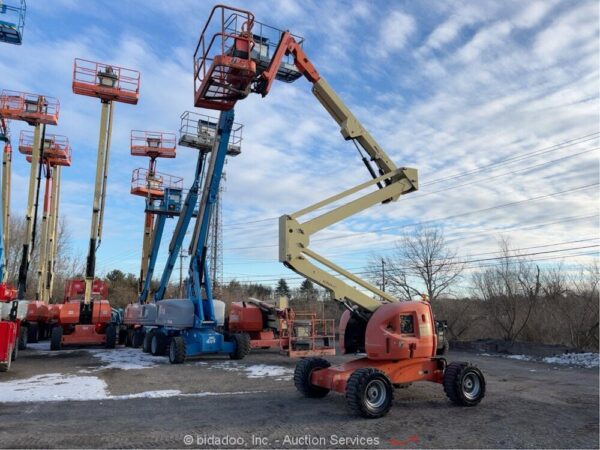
0;344;598;449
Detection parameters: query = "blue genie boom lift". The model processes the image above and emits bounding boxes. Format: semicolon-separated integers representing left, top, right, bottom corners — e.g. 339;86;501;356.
125;111;242;355
148;109;250;363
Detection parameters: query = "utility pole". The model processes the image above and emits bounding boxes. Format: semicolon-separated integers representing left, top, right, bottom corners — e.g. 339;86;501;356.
381;258;386;293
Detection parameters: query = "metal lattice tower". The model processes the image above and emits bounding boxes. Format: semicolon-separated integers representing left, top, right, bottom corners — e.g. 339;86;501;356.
208;171;224;296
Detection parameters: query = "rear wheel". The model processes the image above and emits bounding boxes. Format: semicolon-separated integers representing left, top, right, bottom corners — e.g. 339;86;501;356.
142;330;154;353
27;323;39;344
105;325;117;349
132;329;144;348
0;351;11;372
151;332;167;356
50;326;63;351
294;358;331;398
346;368;394;418
443;362;485;406
229;333;251;360
169;336;186;364
18;326;27;350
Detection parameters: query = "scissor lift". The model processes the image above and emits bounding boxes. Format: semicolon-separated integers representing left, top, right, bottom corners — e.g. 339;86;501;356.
0;0;26;45
0;90;59;348
51;59;140;350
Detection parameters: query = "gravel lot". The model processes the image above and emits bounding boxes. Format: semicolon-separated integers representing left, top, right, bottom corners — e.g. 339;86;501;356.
0;344;598;449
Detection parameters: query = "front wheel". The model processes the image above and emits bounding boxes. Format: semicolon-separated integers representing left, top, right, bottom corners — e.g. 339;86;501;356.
142;330;154;353
18;326;28;350
169;336;186;364
151;332;167;356
50;326;63;351
105;325;117;349
294;358;331;398
443;362;485;406
346;368;394;418
229;333;251;360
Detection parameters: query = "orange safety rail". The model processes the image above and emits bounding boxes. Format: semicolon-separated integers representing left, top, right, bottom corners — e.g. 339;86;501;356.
72;58;140;104
131;167;183;198
281;311;336;357
0;90;59;125
19;130;72;166
193;5;256;110
130;130;176;158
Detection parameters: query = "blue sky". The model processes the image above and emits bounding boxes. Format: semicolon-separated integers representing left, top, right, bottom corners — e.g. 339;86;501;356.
1;0;598;292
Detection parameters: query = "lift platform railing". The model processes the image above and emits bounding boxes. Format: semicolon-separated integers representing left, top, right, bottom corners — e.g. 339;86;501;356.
280;311;336;357
179;110;243;155
18;130;71;157
193;5;256;109
130;130;176;158
0;0;26;45
193;6;304;110
131;167;183;199
145;187;185;216
72;58;140;104
0;90;59;125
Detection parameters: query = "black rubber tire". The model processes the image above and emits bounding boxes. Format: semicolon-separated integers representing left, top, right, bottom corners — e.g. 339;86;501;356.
151;332;167;356
346;368;394;418
132;329;144;348
18;326;27;350
118;329;128;346
11;339;18;361
105;325;117;349
229;333;251;360
27;323;39;344
169;336;186;364
437;339;450;356
0;351;10;372
294;358;331;398
443;362;486;406
50;326;62;351
125;329;133;347
142;330;154;353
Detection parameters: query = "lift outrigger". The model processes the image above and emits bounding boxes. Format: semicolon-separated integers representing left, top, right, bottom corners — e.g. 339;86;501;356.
194;5;485;417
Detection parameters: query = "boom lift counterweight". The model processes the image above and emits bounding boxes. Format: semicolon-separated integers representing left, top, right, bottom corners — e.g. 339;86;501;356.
194;6;485;418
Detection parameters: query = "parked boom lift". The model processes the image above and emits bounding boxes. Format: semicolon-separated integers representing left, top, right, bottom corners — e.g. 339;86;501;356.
50;59;140;350
0;0;26;45
194;6;485;418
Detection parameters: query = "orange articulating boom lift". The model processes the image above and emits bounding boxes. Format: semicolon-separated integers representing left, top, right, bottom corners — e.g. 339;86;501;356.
50;59;140;350
194;6;485;417
19;130;71;340
0;90;59;349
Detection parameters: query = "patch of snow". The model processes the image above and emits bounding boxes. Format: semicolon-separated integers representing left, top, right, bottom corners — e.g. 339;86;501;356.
0;373;262;403
506;354;534;361
542;353;599;369
207;361;294;380
0;373;108;402
88;348;167;370
24;342;51;351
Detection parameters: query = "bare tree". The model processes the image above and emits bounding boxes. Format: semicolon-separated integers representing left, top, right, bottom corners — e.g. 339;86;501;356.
369;226;465;301
472;237;541;342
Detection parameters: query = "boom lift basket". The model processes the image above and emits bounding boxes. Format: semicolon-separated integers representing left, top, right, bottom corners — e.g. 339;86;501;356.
179;111;242;155
193;5;303;109
0;90;59;125
72;58;140;104
0;0;26;45
131;167;183;199
19;130;72;166
130;130;176;158
145;187;184;215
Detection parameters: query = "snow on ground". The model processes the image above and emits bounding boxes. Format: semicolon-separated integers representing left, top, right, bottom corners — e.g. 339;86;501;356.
204;361;294;381
542;353;599;369
87;348;167;370
480;352;599;368
0;372;260;403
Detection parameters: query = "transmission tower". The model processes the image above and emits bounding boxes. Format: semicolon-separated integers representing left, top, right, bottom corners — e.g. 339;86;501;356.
208;171;224;297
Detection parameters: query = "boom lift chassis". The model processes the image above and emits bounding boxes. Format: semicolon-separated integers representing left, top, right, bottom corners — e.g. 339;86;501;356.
194;6;485;418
